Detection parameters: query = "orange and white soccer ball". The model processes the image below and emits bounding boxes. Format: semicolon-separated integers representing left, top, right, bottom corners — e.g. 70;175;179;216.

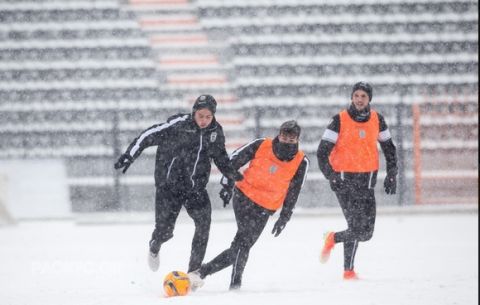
163;271;191;297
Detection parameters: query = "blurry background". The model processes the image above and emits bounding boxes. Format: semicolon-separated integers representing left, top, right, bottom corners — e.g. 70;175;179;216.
0;0;477;221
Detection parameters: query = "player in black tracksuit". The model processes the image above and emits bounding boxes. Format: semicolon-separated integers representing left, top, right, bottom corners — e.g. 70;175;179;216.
189;121;309;290
114;95;242;273
317;82;397;279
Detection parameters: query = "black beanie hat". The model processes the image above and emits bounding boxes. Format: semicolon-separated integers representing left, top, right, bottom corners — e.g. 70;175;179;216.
192;94;217;114
279;120;301;137
351;81;373;102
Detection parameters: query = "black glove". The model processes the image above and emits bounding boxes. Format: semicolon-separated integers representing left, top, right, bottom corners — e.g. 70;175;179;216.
329;172;345;192
271;217;288;237
219;186;233;208
114;153;133;174
384;173;397;195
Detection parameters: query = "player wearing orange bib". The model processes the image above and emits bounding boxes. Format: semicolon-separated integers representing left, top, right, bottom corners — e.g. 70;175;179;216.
189;121;309;291
317;82;398;280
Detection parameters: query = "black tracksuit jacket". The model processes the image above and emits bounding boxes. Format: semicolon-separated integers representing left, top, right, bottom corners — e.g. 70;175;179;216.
123;113;238;192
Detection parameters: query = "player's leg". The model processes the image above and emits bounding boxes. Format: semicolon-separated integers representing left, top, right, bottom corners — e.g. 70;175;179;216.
184;189;212;272
228;190;270;289
192;190;268;290
320;190;350;263
340;189;376;279
195;190;254;279
148;186;182;271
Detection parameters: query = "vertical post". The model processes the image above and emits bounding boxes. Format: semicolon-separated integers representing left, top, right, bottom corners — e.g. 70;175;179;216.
412;103;422;205
0;174;16;225
395;98;406;206
112;110;122;210
254;106;262;138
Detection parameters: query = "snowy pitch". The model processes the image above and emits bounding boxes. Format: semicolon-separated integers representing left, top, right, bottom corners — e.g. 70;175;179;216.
0;209;477;305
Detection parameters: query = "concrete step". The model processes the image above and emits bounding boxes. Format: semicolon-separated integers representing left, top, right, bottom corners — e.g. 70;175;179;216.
158;54;222;70
160;82;234;91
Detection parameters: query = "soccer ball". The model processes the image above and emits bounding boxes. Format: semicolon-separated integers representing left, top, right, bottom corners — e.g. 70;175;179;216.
163;271;191;297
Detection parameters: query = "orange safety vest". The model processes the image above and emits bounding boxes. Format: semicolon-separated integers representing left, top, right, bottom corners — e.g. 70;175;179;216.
236;138;305;211
329;110;379;172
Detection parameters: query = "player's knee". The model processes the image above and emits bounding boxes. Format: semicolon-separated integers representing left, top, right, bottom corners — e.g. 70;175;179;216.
193;217;211;232
231;238;251;252
358;229;374;241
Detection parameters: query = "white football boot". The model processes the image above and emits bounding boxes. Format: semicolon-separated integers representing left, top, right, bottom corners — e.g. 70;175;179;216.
187;270;204;291
148;250;160;272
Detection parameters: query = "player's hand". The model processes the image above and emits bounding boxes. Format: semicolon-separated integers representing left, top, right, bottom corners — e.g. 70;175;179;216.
329;172;345;192
114;153;133;174
219;186;233;207
384;173;397;195
271;218;287;237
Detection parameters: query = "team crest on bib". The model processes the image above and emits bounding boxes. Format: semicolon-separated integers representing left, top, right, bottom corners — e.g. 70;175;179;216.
210;132;217;142
269;165;278;174
359;129;366;139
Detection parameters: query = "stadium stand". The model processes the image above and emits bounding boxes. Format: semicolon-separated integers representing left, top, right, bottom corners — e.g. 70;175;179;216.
126;0;248;147
0;0;477;213
197;0;477;98
0;0;164;211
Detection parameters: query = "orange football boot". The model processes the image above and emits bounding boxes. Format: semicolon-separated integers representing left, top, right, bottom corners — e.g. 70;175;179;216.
343;269;359;280
320;232;336;263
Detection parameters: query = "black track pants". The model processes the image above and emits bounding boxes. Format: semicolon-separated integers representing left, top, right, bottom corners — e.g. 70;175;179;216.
334;188;376;271
150;185;212;272
199;189;270;288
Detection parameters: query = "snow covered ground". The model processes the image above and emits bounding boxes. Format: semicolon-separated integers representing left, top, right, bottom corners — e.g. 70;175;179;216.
0;207;477;305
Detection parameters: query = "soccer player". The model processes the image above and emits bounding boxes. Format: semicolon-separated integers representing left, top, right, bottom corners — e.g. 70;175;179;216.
188;120;309;290
114;95;243;273
317;82;398;280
